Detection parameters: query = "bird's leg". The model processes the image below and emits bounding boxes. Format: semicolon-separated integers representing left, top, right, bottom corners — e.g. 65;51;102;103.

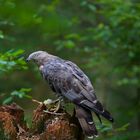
54;97;63;113
43;97;65;115
43;97;64;113
51;98;60;104
54;100;61;113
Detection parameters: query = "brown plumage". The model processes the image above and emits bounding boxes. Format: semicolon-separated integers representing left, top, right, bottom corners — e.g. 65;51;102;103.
27;51;114;138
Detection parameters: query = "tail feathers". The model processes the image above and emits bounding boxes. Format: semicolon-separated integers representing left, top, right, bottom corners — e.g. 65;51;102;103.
94;101;114;122
75;105;98;137
80;100;114;123
94;112;102;124
101;109;114;122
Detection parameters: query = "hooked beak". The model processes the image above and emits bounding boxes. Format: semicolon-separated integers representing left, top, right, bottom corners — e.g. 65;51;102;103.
26;57;30;62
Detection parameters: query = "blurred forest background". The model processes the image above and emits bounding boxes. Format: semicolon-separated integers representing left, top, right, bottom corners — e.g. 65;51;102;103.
0;0;140;139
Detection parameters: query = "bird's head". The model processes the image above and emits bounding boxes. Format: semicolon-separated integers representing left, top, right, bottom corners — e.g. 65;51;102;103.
26;51;50;66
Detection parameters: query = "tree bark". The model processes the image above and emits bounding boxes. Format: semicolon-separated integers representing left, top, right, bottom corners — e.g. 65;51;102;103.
0;101;84;140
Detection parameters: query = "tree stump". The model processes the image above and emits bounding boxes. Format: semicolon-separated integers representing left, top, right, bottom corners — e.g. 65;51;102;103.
0;100;85;140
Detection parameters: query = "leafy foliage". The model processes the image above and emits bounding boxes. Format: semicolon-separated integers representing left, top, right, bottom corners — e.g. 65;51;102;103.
3;88;32;105
0;49;27;74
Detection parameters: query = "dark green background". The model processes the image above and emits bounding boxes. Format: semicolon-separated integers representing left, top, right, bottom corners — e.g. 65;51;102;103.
0;0;140;139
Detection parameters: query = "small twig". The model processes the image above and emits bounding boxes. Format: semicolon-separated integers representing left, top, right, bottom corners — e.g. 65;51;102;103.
32;99;42;105
43;110;65;116
17;124;26;133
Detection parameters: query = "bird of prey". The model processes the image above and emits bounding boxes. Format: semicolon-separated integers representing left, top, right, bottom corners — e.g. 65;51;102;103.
26;51;114;138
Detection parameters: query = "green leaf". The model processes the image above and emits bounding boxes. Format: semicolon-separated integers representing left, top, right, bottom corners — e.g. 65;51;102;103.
20;88;32;92
65;33;80;40
88;4;96;11
0;31;4;39
11;91;20;96
64;40;75;48
3;97;13;105
11;88;32;99
115;123;130;132
12;49;25;56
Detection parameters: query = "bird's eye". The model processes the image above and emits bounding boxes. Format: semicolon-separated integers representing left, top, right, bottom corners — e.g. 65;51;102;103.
34;54;37;57
34;53;40;58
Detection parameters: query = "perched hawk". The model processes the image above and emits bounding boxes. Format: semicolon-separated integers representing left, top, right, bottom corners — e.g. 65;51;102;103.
26;51;114;138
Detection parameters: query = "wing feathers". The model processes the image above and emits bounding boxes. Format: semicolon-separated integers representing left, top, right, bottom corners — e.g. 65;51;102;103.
80;100;114;122
61;89;114;122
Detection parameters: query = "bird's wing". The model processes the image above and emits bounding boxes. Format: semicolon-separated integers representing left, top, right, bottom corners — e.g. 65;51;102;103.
41;59;113;122
65;61;97;102
65;61;113;122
